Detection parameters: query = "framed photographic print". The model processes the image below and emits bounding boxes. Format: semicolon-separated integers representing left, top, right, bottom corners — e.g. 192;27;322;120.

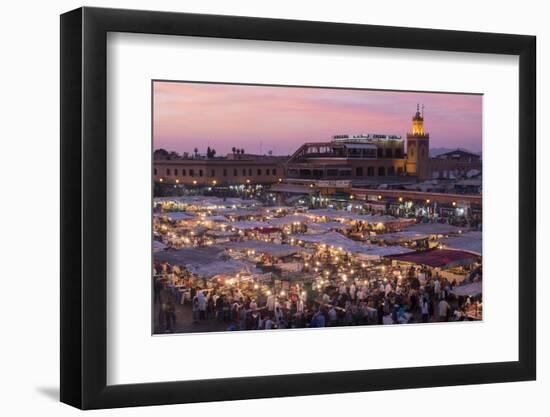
60;6;536;410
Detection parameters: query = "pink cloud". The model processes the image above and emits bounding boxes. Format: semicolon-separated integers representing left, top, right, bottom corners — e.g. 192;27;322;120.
153;81;482;155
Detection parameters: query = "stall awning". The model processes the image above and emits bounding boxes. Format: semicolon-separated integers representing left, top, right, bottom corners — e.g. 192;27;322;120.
451;281;482;297
385;248;479;268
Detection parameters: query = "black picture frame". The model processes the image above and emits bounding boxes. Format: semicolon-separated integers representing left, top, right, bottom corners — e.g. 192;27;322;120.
60;6;536;410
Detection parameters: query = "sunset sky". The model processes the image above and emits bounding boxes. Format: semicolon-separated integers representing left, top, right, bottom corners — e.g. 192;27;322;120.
153;81;482;156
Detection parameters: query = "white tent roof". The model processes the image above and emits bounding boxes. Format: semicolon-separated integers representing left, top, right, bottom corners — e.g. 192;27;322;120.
199;215;229;222
291;231;414;259
156;212;195;221
153;245;260;278
230;220;271;230
451;281;482;296
437;232;482;255
268;214;311;226
371;231;430;243
188;260;260;278
306;209;401;224
222;240;307;258
307;222;352;233
402;222;466;235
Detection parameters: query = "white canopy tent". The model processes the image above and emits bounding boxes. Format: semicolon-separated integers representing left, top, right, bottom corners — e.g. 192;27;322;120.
155;212;196;221
451;281;482;297
221;240;308;258
290;231;413;260
402;222;466;235
268;214;311;226
230;220;271;230
437;231;482;255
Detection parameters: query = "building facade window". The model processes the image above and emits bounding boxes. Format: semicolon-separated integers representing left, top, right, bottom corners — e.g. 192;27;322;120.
199;170;203;177
273;168;277;175
395;148;402;158
223;169;227;177
387;166;395;176
190;169;194;177
154;168;157;175
355;166;363;177
166;168;171;176
377;148;383;158
242;169;246;176
211;169;215;177
182;169;186;176
367;166;374;176
385;148;393;158
234;169;238;176
248;169;252;176
378;166;385;176
257;169;262;175
174;168;178;176
266;169;270;175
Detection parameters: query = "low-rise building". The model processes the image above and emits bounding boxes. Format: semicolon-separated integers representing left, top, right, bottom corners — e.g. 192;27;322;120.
153;155;286;186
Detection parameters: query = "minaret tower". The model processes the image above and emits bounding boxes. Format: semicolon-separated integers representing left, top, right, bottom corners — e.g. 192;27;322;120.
406;104;430;180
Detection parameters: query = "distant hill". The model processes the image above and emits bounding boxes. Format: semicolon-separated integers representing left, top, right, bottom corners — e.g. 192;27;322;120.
429;147;482;157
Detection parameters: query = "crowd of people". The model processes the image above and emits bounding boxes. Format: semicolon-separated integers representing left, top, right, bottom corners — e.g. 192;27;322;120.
154;250;482;333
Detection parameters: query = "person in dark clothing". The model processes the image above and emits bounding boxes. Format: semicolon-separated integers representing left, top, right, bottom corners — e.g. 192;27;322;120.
153;277;163;305
163;300;176;332
377;302;384;325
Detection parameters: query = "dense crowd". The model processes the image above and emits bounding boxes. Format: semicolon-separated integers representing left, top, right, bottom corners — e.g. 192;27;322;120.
154;253;482;333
